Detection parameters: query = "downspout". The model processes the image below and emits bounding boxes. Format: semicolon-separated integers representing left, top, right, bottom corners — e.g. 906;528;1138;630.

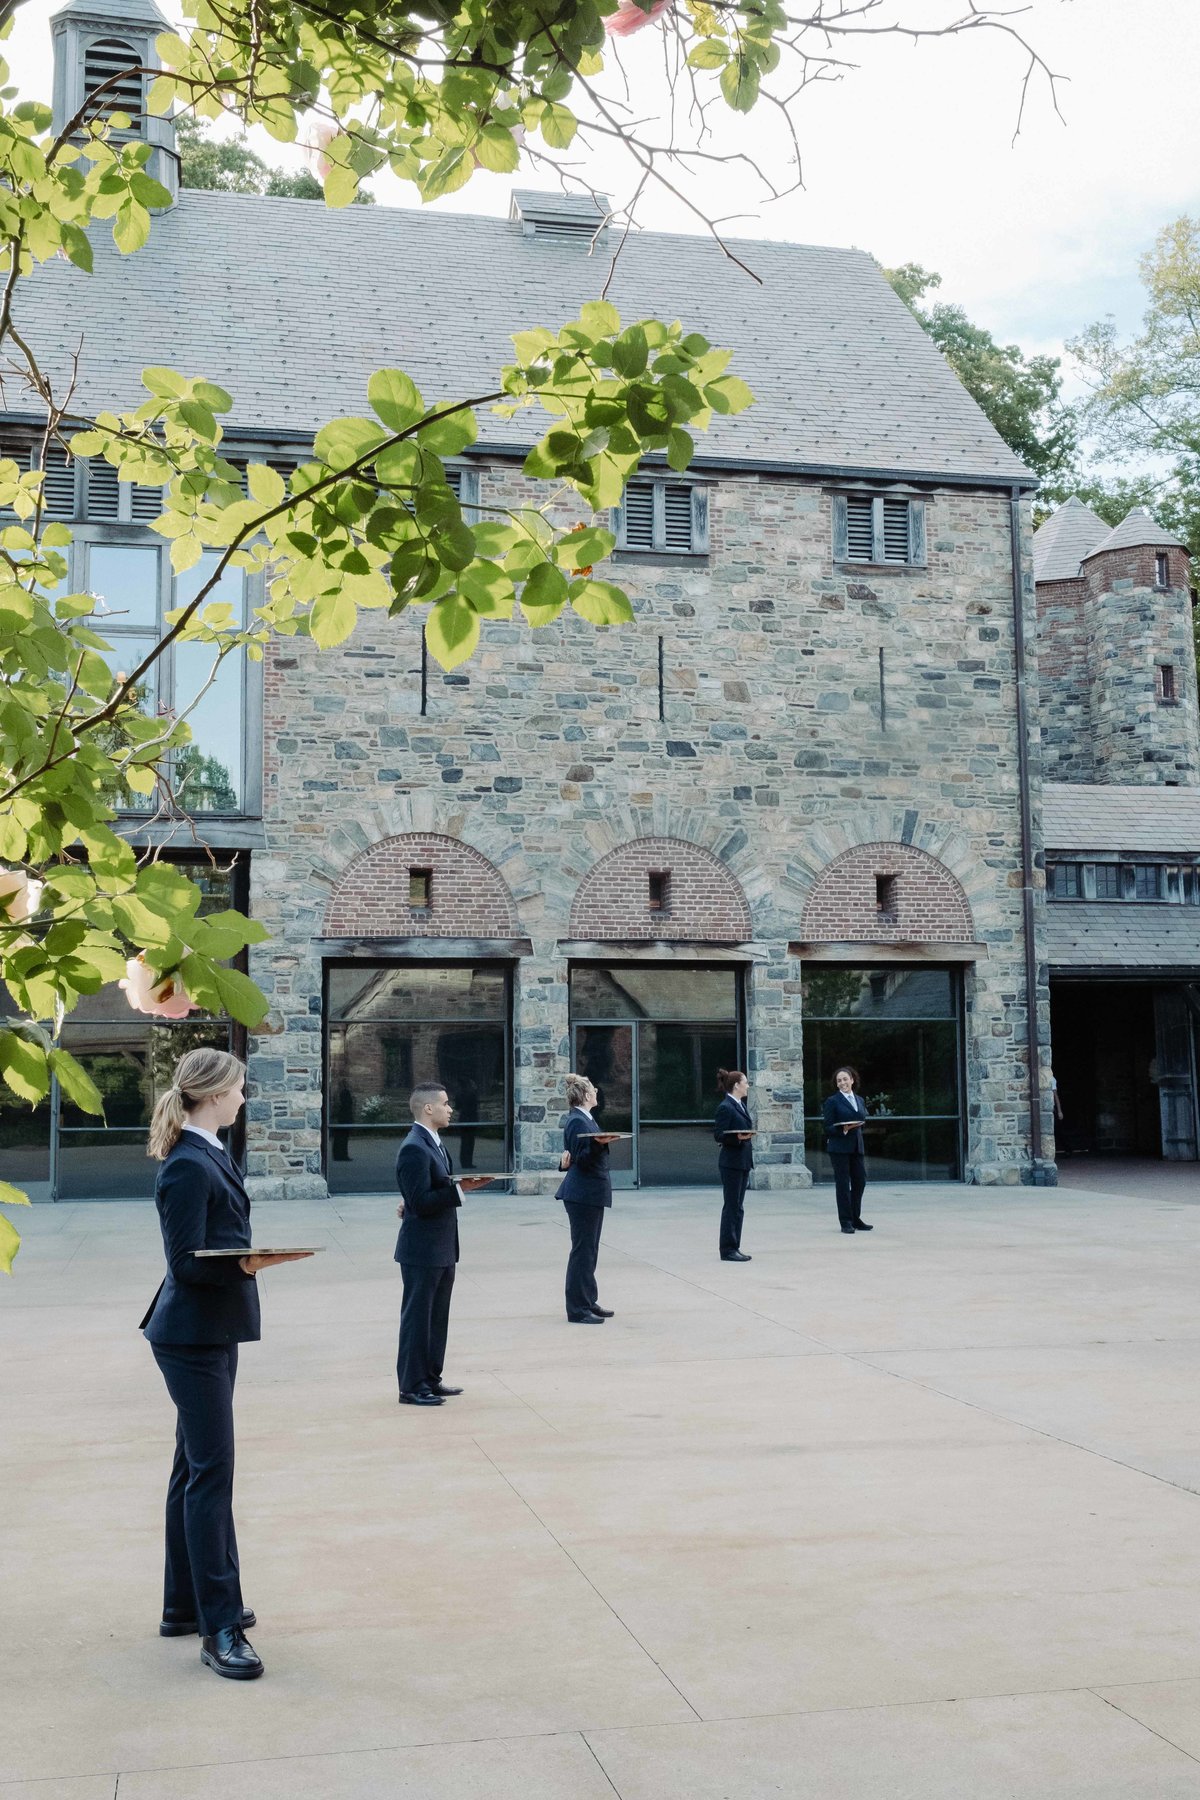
1009;484;1044;1165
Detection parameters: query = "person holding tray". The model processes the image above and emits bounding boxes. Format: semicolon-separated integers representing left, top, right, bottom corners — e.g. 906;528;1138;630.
713;1068;755;1262
555;1072;619;1323
394;1083;493;1405
141;1047;313;1682
821;1064;873;1234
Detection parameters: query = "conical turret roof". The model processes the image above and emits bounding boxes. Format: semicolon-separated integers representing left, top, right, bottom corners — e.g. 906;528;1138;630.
1032;496;1109;582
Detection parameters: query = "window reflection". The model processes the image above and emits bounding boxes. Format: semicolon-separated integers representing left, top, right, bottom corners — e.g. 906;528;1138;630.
88;544;161;628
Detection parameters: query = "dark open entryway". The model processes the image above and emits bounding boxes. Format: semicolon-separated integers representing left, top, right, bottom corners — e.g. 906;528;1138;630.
1050;980;1200;1161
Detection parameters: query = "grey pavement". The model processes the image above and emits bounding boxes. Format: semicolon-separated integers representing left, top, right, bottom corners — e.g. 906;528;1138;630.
3;1169;1200;1797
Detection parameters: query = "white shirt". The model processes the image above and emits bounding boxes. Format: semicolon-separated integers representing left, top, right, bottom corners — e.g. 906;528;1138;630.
570;1105;594;1119
416;1122;445;1149
183;1124;225;1150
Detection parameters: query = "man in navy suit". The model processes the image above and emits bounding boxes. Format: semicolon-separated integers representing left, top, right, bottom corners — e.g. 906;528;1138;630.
394;1084;491;1405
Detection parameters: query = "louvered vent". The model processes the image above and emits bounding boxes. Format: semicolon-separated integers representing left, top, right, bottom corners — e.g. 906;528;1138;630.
83;37;143;130
881;498;911;563
0;439;29;516
85;457;121;521
621;481;654;550
41;444;78;518
130;482;163;522
845;495;874;561
663;486;693;552
444;467;462;498
532;218;599;241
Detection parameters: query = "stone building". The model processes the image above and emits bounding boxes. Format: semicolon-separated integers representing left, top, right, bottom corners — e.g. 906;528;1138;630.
1035;499;1200;1161
3;0;1123;1201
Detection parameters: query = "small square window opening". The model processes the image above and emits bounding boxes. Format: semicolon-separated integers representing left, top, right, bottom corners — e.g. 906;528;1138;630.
875;873;898;919
1155;551;1170;588
647;871;670;912
1157;663;1176;701
409;868;432;910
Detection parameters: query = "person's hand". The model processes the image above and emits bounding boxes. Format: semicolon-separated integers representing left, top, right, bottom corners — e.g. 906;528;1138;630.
559;1150;571;1172
737;1131;753;1140
593;1132;625;1144
396;1200;405;1219
239;1251;315;1274
460;1175;494;1190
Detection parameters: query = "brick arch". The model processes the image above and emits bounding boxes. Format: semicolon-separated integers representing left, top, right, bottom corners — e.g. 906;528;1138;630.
324;833;520;938
570;837;753;942
800;841;974;943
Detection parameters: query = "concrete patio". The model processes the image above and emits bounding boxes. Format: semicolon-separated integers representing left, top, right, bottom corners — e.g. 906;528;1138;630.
3;1168;1200;1798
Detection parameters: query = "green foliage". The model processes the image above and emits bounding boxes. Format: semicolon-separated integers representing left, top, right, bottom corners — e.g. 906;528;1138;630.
883;263;1076;482
176;112;375;203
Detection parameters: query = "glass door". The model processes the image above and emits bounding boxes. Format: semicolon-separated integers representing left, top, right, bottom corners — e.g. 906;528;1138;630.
571;1023;637;1187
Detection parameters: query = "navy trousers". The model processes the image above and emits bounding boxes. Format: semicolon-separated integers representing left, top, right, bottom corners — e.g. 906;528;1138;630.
152;1341;245;1637
832;1153;867;1228
563;1201;605;1318
397;1262;455;1394
719;1166;750;1256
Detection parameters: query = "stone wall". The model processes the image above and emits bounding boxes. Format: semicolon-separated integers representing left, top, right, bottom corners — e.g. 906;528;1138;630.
799;840;975;942
1084;545;1200;785
246;466;1050;1194
1034;575;1093;782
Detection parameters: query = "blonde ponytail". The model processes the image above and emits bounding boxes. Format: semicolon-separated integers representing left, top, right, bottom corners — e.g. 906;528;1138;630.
148;1047;246;1160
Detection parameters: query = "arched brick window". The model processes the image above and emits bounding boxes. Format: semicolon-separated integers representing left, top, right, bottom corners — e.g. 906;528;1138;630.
324;833;519;938
800;842;974;943
570;837;752;942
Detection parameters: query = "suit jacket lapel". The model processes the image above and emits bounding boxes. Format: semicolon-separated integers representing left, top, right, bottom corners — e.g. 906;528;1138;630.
200;1138;249;1201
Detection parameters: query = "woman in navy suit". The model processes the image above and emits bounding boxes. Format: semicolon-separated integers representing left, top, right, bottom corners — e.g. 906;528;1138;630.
141;1048;308;1681
713;1068;754;1262
821;1064;872;1235
555;1072;616;1323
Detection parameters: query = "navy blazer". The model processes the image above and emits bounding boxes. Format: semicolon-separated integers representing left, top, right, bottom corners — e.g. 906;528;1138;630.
140;1133;261;1345
555;1109;612;1208
394;1125;461;1268
714;1096;755;1172
822;1090;867;1156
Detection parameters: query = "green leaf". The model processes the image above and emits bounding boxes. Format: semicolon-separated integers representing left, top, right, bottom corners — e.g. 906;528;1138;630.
720;57;761;112
207;963;269;1027
475;124;520;174
458;560;514;618
570;579;635;626
130;170;173;209
193;381;234;413
0;1209;21;1275
0;1179;31;1207
309;588;358;648
49;1048;104;1117
580;300;621;339
557;525;616;570
520;560;568;626
421;146;474;202
60;222;93;273
113;199;150;255
705;374;755;415
540;102;578;149
142;366;188;398
247;461;286;507
667;426;695;471
687;38;729;69
0;1031;49;1104
314;417;388;468
612;325;649;379
425;594;480;670
324;163;359;208
368;368;424;433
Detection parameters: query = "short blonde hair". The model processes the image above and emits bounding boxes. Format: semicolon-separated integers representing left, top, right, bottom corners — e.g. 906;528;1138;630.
147;1047;245;1160
564;1072;592;1107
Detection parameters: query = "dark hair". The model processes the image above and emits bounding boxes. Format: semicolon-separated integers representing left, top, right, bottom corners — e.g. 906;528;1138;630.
716;1068;747;1095
409;1083;448;1117
832;1066;859;1089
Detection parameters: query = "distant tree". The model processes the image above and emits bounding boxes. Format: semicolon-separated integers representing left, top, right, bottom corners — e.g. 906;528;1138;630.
175;113;374;204
884;263;1076;482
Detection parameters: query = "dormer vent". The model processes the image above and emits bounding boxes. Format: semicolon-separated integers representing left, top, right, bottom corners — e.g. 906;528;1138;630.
509;188;610;244
83;35;144;130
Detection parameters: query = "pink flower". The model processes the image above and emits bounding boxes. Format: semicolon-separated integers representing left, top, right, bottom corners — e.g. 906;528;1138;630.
606;0;673;35
119;952;196;1019
0;867;43;927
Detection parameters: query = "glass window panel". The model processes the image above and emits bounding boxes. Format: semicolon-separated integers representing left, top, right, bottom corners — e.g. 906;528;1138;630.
0;1088;51;1200
638;1022;738;1120
1134;864;1162;900
88;544;162;628
639;1123;721;1186
1093;864;1121;900
326;1125;506;1195
328;963;507;1023
58;1022;150;1128
173;557;246;814
57;1129;155;1200
569;964;736;1021
803;1019;958;1119
801;966;954;1020
804;1116;960;1183
328;1023;506;1126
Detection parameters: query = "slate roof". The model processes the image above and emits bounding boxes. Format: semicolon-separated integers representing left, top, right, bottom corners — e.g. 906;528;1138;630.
14;188;1036;483
1032;496;1109;582
52;0;167;20
1082;505;1190;560
1044;783;1200;854
1043;904;1200;973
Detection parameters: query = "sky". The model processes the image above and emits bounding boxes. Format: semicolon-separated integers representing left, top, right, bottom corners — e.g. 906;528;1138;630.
11;0;1200;380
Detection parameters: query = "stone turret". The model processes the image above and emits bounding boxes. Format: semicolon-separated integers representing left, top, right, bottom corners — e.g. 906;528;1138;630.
1034;500;1199;785
50;0;178;204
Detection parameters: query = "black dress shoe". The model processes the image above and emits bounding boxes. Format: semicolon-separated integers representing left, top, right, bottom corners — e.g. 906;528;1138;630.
200;1624;263;1680
428;1382;463;1396
589;1306;614;1318
567;1312;605;1323
854;1221;873;1231
721;1251;752;1261
161;1606;255;1638
399;1388;445;1405
840;1227;856;1234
